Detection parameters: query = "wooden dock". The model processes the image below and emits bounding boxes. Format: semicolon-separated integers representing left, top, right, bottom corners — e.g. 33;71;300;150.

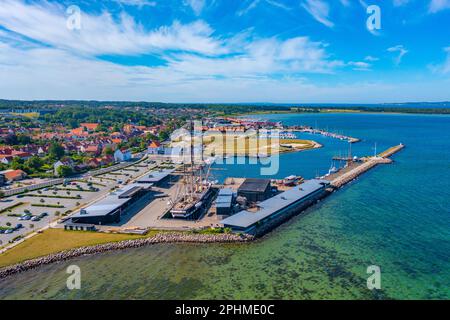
326;144;404;189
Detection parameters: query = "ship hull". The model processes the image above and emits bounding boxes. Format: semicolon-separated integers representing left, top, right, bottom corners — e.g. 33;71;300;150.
170;187;216;219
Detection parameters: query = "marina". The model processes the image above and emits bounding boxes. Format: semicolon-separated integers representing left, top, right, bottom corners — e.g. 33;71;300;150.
284;126;361;143
0;111;447;300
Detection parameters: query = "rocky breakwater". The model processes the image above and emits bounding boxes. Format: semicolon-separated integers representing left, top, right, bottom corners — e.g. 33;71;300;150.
0;232;252;280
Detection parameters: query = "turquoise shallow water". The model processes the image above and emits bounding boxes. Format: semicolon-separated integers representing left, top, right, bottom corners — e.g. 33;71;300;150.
0;113;449;300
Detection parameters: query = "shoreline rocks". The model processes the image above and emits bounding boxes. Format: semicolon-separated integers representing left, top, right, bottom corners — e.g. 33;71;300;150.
0;232;253;280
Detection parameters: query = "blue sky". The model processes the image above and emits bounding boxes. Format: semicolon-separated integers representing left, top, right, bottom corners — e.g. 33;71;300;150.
0;0;449;103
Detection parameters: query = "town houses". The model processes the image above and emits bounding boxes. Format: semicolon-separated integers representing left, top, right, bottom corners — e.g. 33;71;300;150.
0;112;177;184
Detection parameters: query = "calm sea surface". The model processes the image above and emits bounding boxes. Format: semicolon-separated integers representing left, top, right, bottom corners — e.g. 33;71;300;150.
1;113;449;299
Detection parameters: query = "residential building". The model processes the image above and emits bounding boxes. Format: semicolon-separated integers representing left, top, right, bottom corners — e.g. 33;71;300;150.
114;148;132;162
148;141;163;154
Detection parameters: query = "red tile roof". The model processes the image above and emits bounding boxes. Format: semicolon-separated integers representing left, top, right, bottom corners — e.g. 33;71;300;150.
3;170;27;181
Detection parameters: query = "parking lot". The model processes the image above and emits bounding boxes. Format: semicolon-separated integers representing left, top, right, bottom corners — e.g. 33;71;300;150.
0;159;158;246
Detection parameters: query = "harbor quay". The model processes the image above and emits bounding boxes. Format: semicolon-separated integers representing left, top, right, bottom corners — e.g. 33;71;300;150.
0;110;405;272
0;143;405;276
46;144;406;238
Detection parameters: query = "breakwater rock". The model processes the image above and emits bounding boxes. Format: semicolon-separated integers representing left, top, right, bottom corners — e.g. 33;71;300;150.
0;232;252;280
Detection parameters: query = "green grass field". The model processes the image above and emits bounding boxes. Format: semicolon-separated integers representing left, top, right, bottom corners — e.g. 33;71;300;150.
0;228;160;268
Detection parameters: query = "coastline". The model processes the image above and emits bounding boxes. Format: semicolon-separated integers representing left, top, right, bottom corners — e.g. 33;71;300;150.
0;232;253;280
234;109;450;117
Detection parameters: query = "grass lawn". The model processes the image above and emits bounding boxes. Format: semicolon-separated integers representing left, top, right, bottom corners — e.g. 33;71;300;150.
0;228;160;268
202;135;318;156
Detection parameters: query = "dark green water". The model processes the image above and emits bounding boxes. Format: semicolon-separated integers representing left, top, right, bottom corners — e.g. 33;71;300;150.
0;113;449;300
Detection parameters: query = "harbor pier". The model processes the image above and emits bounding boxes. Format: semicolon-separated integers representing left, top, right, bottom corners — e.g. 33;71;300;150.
326;144;405;188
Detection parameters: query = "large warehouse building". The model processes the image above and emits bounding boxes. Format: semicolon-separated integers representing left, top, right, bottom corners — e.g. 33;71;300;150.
221;179;330;234
70;184;149;225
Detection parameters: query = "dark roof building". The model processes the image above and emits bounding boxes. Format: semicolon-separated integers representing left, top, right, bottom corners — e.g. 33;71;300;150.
237;178;272;202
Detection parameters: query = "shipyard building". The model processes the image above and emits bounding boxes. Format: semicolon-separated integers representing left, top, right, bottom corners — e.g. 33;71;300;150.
215;188;235;217
237;178;272;202
221;179;330;234
70;184;150;225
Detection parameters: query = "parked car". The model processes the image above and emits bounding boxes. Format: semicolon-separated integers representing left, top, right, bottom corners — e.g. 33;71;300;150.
15;224;23;229
39;212;48;218
31;216;40;222
0;229;5;234
5;229;13;234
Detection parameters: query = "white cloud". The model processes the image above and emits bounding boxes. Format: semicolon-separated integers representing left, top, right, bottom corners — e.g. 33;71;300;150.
348;61;371;71
112;0;157;7
387;45;408;65
167;37;344;77
237;0;290;16
0;0;223;56
184;0;205;16
264;0;291;11
393;0;410;6
2;0;445;103
430;46;450;74
364;56;379;62
428;0;450;13
1;40;449;103
237;0;261;16
301;0;334;28
0;0;346;102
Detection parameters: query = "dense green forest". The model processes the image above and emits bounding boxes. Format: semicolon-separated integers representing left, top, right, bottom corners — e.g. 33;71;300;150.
0;99;449;114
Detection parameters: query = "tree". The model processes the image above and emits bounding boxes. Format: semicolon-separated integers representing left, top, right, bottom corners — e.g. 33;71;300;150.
158;130;170;141
146;132;158;141
3;133;18;145
10;157;24;170
104;146;114;156
25;156;44;173
49;142;65;160
57;165;73;177
112;123;121;132
17;134;32;145
95;123;107;132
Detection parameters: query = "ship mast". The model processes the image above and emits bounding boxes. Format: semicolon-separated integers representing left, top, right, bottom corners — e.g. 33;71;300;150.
189;118;195;200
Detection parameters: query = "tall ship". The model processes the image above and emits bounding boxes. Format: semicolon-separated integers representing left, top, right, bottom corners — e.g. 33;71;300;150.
169;120;215;219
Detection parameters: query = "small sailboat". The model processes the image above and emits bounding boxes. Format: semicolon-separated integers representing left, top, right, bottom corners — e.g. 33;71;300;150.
327;161;338;176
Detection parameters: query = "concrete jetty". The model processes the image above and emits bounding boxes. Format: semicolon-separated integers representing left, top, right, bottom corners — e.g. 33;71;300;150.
326;144;405;188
